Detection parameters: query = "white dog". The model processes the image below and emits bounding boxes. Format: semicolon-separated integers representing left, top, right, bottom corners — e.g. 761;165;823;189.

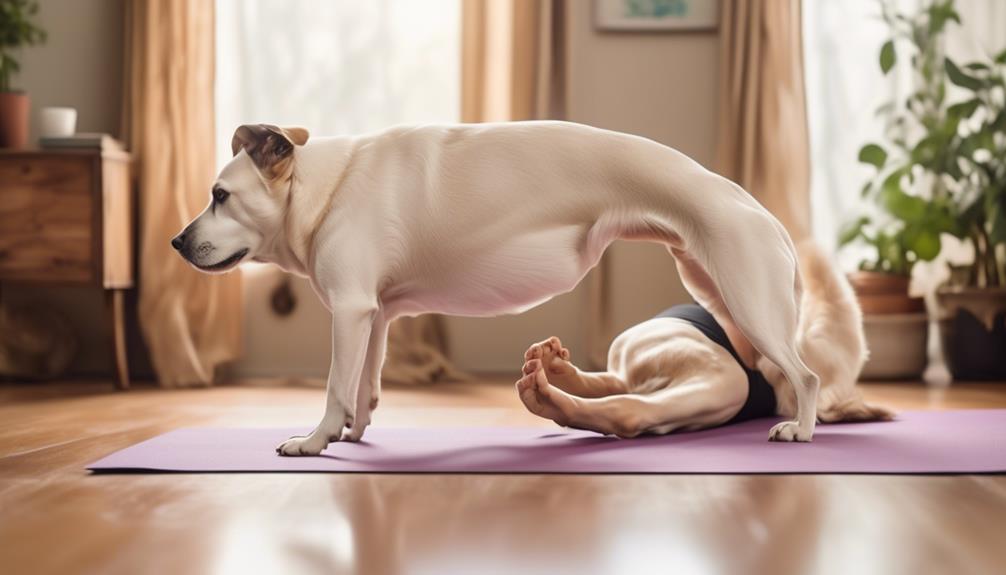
173;121;821;455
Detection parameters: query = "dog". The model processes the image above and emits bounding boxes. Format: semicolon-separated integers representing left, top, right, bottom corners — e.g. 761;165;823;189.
173;121;821;455
514;241;893;437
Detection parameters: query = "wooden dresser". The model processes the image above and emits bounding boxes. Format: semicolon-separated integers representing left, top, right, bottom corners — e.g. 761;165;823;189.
0;148;134;388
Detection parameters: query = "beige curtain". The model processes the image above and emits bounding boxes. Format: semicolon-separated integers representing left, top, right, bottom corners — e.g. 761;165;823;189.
716;0;811;240
461;0;565;122
124;0;242;387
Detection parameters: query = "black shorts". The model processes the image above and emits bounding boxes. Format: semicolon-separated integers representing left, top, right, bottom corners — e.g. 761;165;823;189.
654;304;777;423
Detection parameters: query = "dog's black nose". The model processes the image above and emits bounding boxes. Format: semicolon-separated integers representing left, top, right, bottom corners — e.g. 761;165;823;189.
170;234;185;251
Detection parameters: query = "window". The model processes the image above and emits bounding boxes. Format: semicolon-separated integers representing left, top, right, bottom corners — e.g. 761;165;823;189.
215;0;460;169
803;0;1006;267
803;0;904;261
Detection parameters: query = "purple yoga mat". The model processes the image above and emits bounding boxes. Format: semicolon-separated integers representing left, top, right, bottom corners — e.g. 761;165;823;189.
88;410;1006;474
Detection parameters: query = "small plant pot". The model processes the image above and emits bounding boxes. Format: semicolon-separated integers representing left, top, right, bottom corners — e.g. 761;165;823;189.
846;271;925;314
847;271;928;380
0;92;30;148
936;287;1006;380
860;313;929;379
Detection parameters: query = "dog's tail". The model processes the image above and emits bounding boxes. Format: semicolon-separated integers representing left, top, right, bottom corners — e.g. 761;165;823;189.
760;241;894;422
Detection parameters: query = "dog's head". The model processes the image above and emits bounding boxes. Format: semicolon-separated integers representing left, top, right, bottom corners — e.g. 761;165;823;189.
171;124;309;273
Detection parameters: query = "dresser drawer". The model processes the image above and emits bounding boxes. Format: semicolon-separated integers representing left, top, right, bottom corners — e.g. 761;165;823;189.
0;156;95;282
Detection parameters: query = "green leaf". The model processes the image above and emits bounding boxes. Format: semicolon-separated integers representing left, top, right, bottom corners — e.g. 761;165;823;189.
907;226;942;261
995;48;1006;64
928;2;961;35
858;143;888;170
992;109;1006;132
958;133;979;158
930;201;967;237
838;216;870;247
964;62;989;72
910;136;940;166
887;192;927;222
880;41;896;74
880;170;926;222
860;180;874;198
945;57;983;91
947;98;981;120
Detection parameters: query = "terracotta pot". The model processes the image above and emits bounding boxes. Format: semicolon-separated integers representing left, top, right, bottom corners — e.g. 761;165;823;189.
0;92;30;148
847;271;925;314
936;286;1006;380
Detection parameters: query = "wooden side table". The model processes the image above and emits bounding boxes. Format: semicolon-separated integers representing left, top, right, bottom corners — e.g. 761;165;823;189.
0;148;134;389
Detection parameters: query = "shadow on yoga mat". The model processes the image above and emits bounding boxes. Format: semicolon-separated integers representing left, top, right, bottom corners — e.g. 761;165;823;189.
88;410;1006;475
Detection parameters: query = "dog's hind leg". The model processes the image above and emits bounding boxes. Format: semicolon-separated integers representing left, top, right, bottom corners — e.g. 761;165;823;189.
669;247;760;366
693;215;820;442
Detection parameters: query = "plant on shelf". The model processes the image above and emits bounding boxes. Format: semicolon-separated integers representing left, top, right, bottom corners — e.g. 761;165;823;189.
0;0;46;148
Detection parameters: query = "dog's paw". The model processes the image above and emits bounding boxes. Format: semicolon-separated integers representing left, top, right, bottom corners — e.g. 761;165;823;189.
276;433;330;456
342;419;369;442
768;420;814;442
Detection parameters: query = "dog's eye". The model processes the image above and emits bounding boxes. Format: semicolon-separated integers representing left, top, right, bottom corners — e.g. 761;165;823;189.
213;188;230;204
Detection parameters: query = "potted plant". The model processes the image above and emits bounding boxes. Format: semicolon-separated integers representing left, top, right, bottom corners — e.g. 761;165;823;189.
0;0;46;148
836;1;969;381
839;220;933;379
838;0;963;379
934;49;1006;379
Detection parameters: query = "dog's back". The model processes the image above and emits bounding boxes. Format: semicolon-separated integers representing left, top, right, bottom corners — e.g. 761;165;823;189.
759;241;894;422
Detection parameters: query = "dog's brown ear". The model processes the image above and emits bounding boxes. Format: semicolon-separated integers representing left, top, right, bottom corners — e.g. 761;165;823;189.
230;124;310;177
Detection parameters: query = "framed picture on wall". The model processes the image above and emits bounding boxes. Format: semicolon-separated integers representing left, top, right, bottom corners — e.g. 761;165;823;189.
594;0;719;32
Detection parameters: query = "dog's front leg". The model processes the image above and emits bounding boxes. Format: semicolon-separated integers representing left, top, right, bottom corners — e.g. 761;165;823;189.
343;316;389;442
276;299;377;456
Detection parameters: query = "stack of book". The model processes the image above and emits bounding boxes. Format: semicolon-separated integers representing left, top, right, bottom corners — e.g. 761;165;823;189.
39;133;124;151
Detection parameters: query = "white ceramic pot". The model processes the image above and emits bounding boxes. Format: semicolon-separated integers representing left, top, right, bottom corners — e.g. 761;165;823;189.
39;106;77;138
860;312;929;380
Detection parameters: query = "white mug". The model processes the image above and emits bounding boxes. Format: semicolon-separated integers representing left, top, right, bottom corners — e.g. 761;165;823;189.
39;107;77;138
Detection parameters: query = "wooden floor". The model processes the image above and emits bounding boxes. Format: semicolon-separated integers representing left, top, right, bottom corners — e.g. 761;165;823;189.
1;378;1005;575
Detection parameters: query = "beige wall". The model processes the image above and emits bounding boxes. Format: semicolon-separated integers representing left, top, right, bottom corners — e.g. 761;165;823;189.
4;0;125;376
19;0;124;143
445;0;720;373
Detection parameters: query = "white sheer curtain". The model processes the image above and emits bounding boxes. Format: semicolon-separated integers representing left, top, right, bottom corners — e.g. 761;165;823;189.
803;0;910;261
216;0;459;166
803;0;1005;265
214;0;460;378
